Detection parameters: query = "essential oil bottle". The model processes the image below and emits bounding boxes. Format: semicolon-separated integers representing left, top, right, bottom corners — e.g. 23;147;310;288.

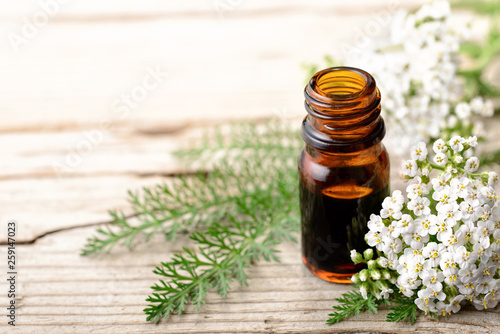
298;66;390;283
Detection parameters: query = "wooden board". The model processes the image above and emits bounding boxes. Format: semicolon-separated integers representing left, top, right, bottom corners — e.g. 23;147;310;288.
1;227;499;334
1;0;500;333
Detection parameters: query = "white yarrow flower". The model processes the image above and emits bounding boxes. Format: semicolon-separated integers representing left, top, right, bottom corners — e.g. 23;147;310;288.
464;157;479;173
466;136;478;147
402;159;419;177
434;153;448;166
367;214;385;232
488;172;499;186
354;136;499;319
433;139;448;154
408;197;431;216
470;97;484;114
415;215;439;236
446;295;465;314
454;102;471;120
449;136;465;153
407;181;429;199
396;214;415;235
411;142;428;161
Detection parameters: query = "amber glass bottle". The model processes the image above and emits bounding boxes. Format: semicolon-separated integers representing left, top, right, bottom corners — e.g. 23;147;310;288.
299;66;390;283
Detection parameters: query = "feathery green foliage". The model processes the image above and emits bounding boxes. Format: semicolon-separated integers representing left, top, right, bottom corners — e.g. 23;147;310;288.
81;122;302;256
451;0;500;16
326;290;383;324
328;287;424;325
81;122;303;322
385;293;419;324
145;210;298;322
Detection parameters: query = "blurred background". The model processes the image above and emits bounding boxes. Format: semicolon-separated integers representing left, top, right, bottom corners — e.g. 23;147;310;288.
1;0;500;332
1;0;433;130
1;0;499;242
2;0;500;241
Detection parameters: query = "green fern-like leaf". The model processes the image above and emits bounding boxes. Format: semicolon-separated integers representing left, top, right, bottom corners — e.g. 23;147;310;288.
144;211;298;323
81;122;302;256
81;121;303;322
326;290;380;325
386;294;418;324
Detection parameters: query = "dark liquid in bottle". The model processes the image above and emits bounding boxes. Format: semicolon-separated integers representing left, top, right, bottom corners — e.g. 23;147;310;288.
300;181;389;283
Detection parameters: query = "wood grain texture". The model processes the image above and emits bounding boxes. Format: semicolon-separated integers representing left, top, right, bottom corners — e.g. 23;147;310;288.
0;0;426;132
3;118;500;244
1;227;499;334
1;0;500;333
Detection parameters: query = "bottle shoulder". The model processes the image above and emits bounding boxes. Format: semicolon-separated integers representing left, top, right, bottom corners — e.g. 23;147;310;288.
298;145;390;188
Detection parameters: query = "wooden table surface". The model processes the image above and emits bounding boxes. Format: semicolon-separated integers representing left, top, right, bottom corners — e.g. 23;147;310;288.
1;1;500;333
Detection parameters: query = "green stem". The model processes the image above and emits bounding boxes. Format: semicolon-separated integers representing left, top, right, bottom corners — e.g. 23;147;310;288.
428;162;445;170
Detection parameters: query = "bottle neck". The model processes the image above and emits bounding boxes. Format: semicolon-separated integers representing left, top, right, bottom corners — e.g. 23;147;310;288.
305;142;385;167
301;66;385;153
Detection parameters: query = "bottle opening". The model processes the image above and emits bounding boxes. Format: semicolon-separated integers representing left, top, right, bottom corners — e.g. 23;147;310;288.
313;68;367;99
302;66;383;152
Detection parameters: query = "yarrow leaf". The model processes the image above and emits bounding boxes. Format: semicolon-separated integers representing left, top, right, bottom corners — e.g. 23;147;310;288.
81;122;302;256
81;121;303;323
386;293;418;324
326;290;380;325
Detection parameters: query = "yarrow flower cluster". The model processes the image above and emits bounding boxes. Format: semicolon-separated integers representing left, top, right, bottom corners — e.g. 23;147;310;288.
345;0;494;153
351;136;500;318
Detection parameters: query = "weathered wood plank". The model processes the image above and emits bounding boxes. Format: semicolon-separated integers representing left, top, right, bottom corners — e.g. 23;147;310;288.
0;175;166;243
1;227;499;334
0;0;496;245
3;118;499;243
0;0;429;132
1;1;499;332
0;228;499;333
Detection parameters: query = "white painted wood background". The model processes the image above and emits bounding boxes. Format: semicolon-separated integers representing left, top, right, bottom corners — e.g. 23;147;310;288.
0;1;499;333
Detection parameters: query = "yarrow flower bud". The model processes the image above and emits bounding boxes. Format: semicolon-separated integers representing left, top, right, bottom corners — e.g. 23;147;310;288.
453;155;463;164
381;269;392;280
350;250;363;264
350;273;360;284
376;257;388;268
359;283;368;299
370;269;382;280
363;248;374;261
358;269;369;282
